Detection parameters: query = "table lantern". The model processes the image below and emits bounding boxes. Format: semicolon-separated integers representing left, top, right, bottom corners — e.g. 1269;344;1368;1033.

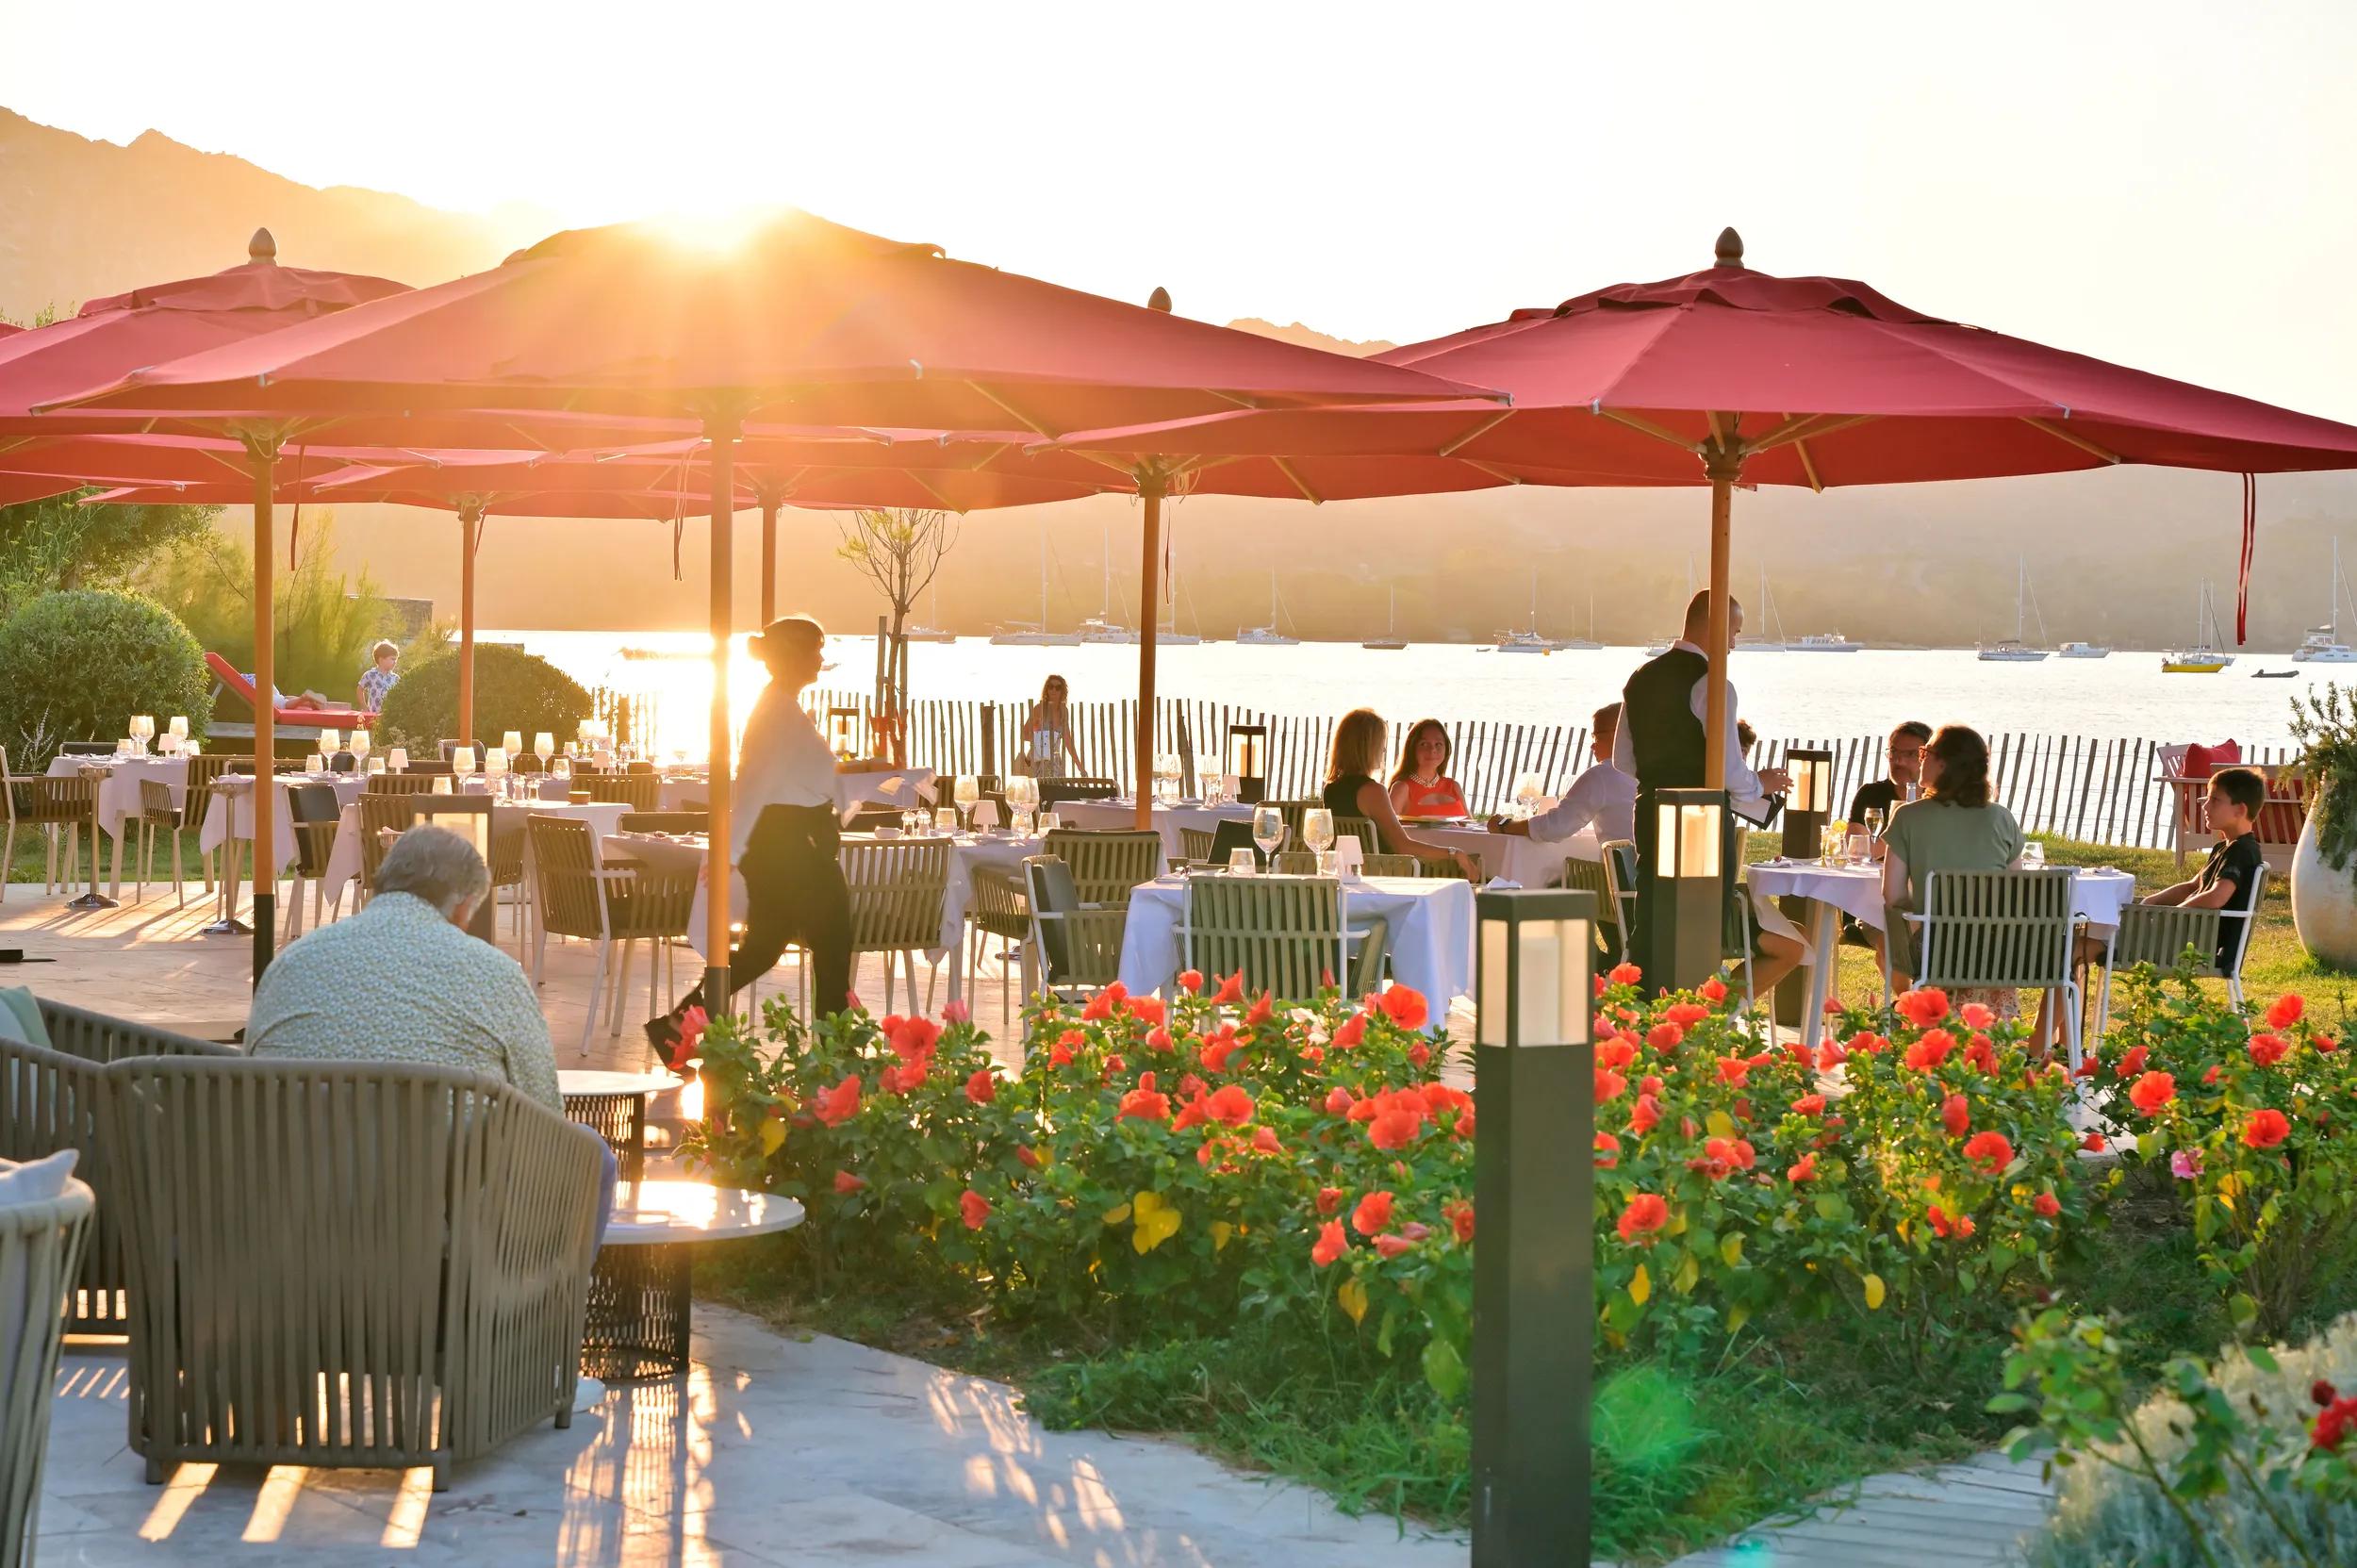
1471;888;1595;1566
1648;787;1728;992
827;706;862;760
1226;724;1267;805
1774;748;1837;1024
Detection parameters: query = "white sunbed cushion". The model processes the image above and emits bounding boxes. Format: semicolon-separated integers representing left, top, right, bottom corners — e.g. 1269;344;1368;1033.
0;1149;78;1206
0;985;51;1048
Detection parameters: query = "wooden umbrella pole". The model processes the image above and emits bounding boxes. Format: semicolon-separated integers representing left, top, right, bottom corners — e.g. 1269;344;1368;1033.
457;503;481;746
704;423;738;1004
1701;442;1741;789
1134;477;1165;830
249;439;278;981
760;499;779;627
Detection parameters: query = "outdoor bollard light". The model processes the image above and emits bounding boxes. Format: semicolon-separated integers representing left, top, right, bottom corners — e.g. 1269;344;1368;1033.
828;706;862;760
1649;786;1728;993
1227;724;1267;805
1473;888;1594;1568
1774;749;1836;1025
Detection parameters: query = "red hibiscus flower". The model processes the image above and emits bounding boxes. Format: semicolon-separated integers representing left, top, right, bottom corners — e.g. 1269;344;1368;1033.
959;1189;991;1230
1178;969;1204;994
1665;1002;1710;1029
2244;1108;2292;1148
1082;990;1116;1022
1373;1233;1415;1260
1594;1131;1622;1168
1609;962;1643;987
882;1061;928;1096
2082;1131;2108;1152
2033;1191;2061;1217
1896;987;1952;1028
1818;1040;1850;1068
1904;1030;1956;1071
1252;1125;1282;1155
1117;1085;1171;1122
1206;1084;1256;1125
964;1068;997;1104
2250;1032;2290;1067
832;1169;866;1194
2128;1071;2177;1116
1963;1131;2014;1173
1444;1200;1475;1244
2268;993;2306;1029
1942;1093;1970;1137
1311;1220;1347;1267
813;1075;863;1127
1313;1188;1345;1219
1199;1031;1244;1074
1716;1055;1751;1088
1126;995;1166;1029
1324;1086;1355;1115
1368;1108;1424;1150
1146;1027;1175;1053
1617;1193;1670;1245
1015;1145;1041;1169
1173;1094;1210;1131
2113;1045;2153;1080
1792;1094;1827;1116
1629;1094;1661;1134
1352;1190;1395;1236
1244;992;1275;1028
1595;1067;1628;1102
1787;1153;1818;1183
1331;1012;1369;1049
1597;1035;1638;1070
1844;1031;1887;1057
1926;1203;1975;1240
1380;985;1430;1031
1211;971;1245;1005
1647;1022;1686;1050
1699;976;1728;1002
1961;1002;1995;1030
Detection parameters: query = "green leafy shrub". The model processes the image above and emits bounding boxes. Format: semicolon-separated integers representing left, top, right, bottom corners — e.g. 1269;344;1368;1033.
2293;683;2357;876
141;514;394;702
375;642;593;751
0;588;208;771
2002;1308;2357;1567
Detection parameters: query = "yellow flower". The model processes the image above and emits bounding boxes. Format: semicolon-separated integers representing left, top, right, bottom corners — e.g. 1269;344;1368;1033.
758;1117;786;1157
1131;1191;1181;1253
1338;1277;1369;1324
1211;1221;1234;1253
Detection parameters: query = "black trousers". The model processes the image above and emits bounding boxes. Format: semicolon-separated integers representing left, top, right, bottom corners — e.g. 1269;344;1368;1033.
679;804;852;1019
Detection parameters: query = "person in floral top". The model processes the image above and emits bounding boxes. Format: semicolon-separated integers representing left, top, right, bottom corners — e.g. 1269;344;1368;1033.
356;640;401;713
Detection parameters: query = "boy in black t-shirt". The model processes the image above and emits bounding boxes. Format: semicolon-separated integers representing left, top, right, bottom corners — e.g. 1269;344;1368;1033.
2143;766;2267;971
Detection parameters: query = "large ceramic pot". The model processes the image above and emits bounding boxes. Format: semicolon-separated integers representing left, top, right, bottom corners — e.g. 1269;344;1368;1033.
2291;809;2357;968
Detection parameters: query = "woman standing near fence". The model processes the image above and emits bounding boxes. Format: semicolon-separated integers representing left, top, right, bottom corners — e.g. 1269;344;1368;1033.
1017;675;1084;779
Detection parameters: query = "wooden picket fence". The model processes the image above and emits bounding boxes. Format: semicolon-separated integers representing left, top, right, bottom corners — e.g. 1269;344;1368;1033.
730;687;2291;851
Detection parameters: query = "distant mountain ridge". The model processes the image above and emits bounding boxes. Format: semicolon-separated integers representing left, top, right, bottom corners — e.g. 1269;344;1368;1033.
3;104;2355;652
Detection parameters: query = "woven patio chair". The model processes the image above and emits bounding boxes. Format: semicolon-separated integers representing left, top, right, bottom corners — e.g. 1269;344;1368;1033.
528;815;692;1050
1272;850;1320;876
355;792;416;898
2;1000;236;1333
1023;854;1129;1002
1559;853;1625;964
1362;853;1419;878
1910;868;2084;1068
1179;874;1391;999
1330;814;1379;854
1;1174;93;1566
364;773;439;795
1041;828;1162;905
276;782;342;941
1036;776;1117;806
178;755;238;891
584;774;660;810
2093;865;2268;1042
133;778;186;906
102;1055;604;1490
1601;840;1640;951
839;836;950;1015
965;864;1032;1025
14;773;97;895
1178;827;1217;866
487;817;529;949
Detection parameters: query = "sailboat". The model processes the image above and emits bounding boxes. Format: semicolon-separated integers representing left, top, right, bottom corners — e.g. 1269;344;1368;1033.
1080;520;1135;643
1154;558;1203;647
1734;566;1787;652
2057;641;2109;659
2162;582;2234;673
902;582;955;643
1363;586;1407;651
989;526;1082;646
1236;571;1301;646
1978;557;2051;662
1496;572;1579;652
1645;557;1693;656
2293;538;2357;662
1554;593;1605;652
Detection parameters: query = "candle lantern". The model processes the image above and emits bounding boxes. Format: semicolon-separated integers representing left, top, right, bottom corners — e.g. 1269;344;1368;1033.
1774;748;1838;1023
1471;888;1594;1567
1648;786;1727;993
827;706;862;760
1226;724;1268;805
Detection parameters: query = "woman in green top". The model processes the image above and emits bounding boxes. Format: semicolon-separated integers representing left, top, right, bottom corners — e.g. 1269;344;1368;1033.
1322;708;1481;876
1879;724;2024;990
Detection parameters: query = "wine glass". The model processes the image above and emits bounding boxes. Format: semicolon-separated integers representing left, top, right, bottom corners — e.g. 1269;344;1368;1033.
1198;752;1222;804
1303;808;1336;855
954;775;981;829
365;755;386;776
484;747;510;798
502;730;523;760
452;745;477;787
304;752;325;774
129;715;155;755
1252;804;1285;865
1513;772;1544;818
167;716;190;742
551;756;573;784
115;737;135;757
348;726;371;764
534;732;554;771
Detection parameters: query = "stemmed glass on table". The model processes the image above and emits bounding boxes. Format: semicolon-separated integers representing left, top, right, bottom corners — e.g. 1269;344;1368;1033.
1198;752;1223;806
452;745;477;790
1512;772;1544;819
1252;804;1285;869
129;715;155;756
1303;807;1336;875
953;775;981;831
1004;774;1039;836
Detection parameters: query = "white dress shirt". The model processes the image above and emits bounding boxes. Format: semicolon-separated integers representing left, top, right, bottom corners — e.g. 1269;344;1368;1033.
1610;639;1765;800
731;685;837;857
1527;761;1639;846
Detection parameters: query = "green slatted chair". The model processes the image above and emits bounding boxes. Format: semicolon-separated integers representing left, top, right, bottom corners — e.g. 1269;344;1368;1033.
1023;854;1129;1001
2093;866;2267;1043
1362;853;1419;878
1331;814;1378;854
1178;827;1218;866
1041;828;1163;905
965;864;1032;1025
1271;850;1320;876
841;836;951;1015
1601;840;1640;949
1559;853;1624;964
1912;868;2084;1068
1265;799;1320;850
1179;875;1392;998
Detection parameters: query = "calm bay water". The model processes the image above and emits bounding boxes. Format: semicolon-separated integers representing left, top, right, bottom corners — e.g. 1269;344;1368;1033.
500;631;2329;762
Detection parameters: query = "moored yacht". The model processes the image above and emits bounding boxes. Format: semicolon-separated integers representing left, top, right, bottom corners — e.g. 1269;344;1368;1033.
2057;641;2109;659
2292;538;2357;662
1979;556;2051;662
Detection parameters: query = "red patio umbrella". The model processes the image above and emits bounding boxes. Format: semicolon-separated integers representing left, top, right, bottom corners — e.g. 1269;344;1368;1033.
44;211;1500;993
1039;229;2357;785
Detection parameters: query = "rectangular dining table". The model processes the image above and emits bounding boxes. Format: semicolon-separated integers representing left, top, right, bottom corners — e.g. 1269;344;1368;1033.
1116;871;1475;1005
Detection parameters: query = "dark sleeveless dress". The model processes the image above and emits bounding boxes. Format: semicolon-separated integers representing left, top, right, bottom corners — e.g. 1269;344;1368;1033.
1322;773;1393;852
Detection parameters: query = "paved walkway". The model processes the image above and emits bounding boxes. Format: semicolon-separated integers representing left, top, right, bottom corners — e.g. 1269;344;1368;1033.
1663;1451;2056;1567
34;1307;1472;1566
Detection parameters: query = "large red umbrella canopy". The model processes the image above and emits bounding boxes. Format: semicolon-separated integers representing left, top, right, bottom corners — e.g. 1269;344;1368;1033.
1039;229;2357;787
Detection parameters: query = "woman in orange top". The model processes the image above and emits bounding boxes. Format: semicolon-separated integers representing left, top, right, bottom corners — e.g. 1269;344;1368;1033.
1388;718;1469;819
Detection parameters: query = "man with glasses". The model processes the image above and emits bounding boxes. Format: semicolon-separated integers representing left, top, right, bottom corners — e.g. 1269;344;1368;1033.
1849;720;1933;834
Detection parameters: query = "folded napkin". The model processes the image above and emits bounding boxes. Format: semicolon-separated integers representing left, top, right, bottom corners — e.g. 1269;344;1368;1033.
1482;877;1525;891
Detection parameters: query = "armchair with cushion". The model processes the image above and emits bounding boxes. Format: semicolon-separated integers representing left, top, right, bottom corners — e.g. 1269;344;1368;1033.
103;1055;604;1489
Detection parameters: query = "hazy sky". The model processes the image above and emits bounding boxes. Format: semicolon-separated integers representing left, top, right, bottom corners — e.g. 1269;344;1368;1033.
6;0;2356;418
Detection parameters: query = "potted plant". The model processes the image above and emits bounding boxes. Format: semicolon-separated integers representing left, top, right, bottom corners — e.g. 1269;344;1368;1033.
2289;684;2357;966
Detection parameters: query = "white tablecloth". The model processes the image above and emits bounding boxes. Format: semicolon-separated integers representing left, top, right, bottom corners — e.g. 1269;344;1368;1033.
652;768;937;823
1057;799;1253;860
321;797;633;902
198;775;368;873
1117;873;1475;1003
1745;861;2139;933
44;756;190;840
1417;823;1601;884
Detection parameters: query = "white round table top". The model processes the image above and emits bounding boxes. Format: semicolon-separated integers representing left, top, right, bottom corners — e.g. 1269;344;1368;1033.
558;1070;678;1098
602;1180;805;1245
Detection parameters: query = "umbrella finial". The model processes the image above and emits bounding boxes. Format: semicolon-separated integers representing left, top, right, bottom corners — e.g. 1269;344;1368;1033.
1146;286;1172;313
248;227;278;264
1714;227;1744;270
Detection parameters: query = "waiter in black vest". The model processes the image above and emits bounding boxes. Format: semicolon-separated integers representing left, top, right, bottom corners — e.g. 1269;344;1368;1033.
647;615;863;1068
1614;590;1788;983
